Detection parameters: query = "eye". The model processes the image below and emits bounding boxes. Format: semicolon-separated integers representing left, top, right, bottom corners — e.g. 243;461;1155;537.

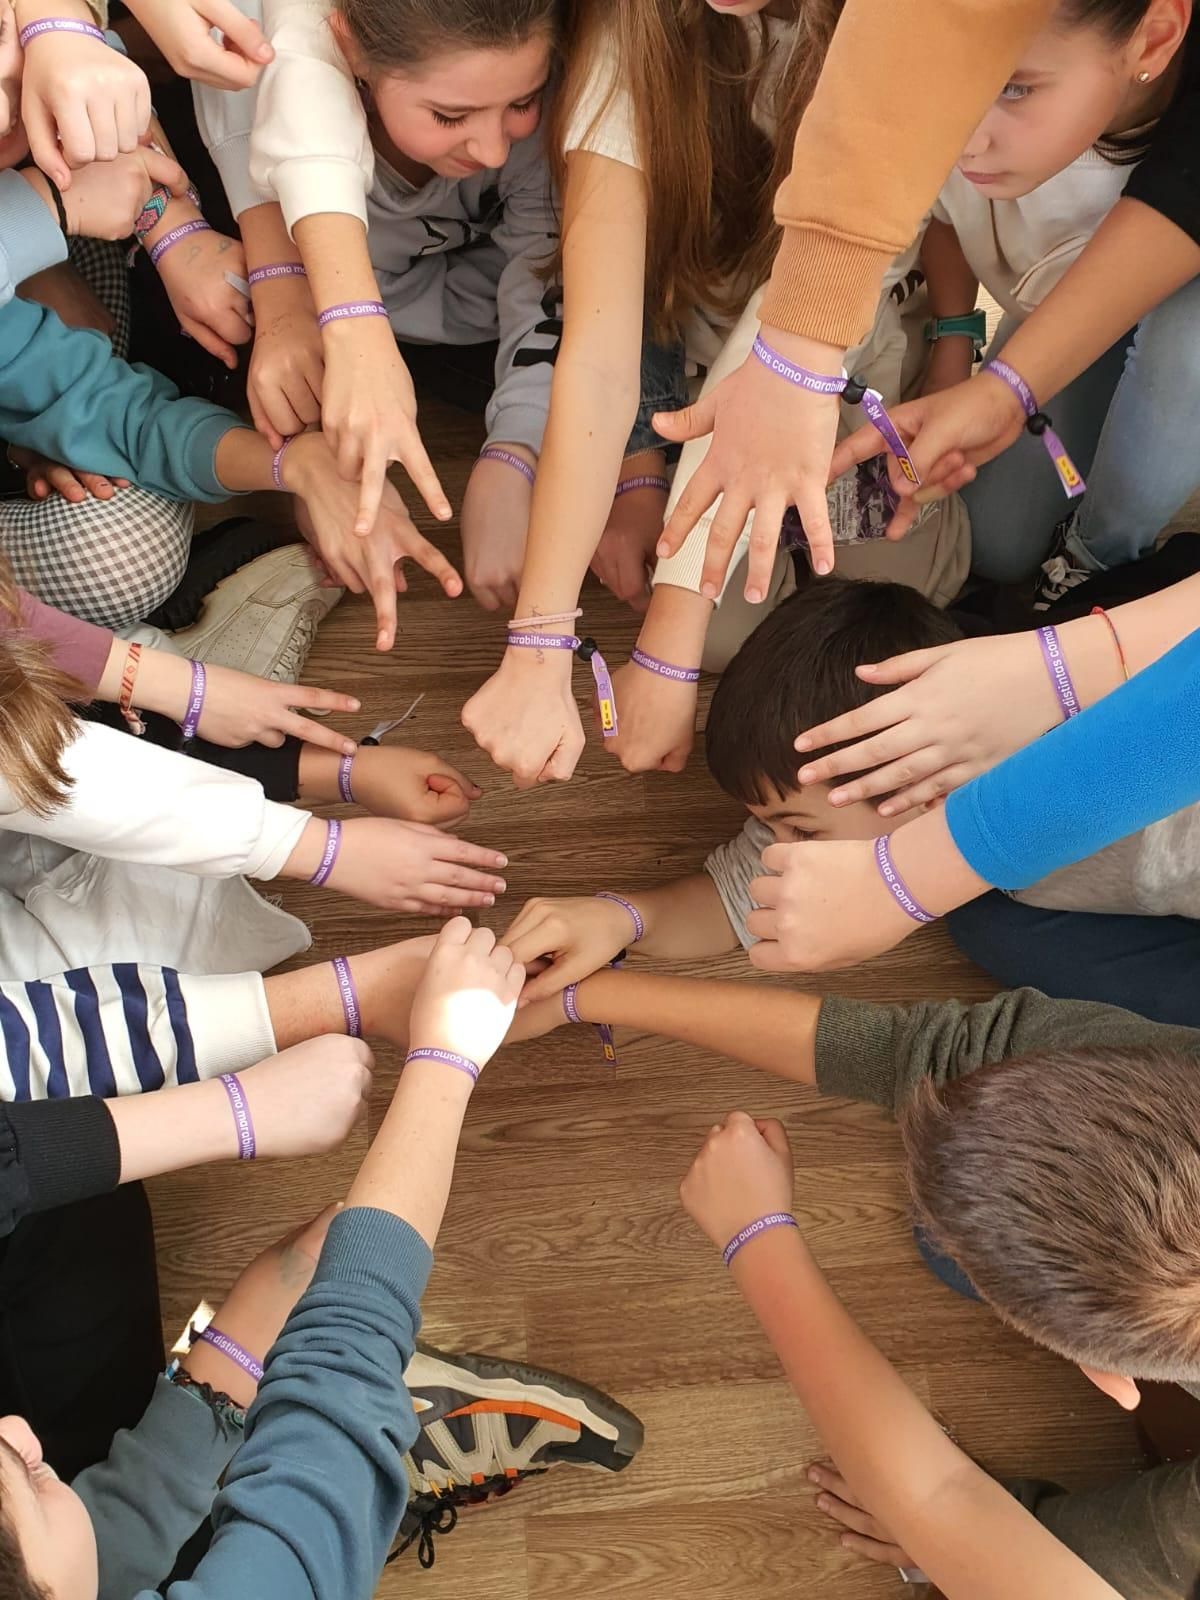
432;110;467;128
510;93;542;116
785;825;813;842
999;81;1032;102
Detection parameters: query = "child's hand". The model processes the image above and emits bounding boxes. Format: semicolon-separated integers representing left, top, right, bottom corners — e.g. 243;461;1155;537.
462;650;584;787
747;839;917;972
21;145;187;239
248;297;325;447
320;316;451;537
459;446;533;612
591;457;669;613
500;894;632;1003
154;225;253;369
122;0;273;90
406;918;524;1072
347;746;481;825
602;657;696;774
679;1112;795;1253
9;446;128;503
285;432;462;651
197;664;359;754
237;1038;374;1159
21;20;151;188
320;816;508;915
808;1460;919;1572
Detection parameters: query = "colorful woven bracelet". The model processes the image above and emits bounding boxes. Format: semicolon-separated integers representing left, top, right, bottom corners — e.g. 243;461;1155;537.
119;641;145;737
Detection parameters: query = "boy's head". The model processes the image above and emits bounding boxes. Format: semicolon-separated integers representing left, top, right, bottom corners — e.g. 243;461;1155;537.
705;576;963;843
902;1043;1200;1409
0;1416;96;1600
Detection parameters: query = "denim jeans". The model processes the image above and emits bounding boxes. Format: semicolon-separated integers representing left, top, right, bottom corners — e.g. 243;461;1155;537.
965;271;1200;582
627;339;687;457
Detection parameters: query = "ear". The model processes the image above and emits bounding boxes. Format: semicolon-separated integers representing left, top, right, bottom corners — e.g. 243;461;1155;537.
1079;1364;1142;1411
327;9;366;81
1133;0;1191;80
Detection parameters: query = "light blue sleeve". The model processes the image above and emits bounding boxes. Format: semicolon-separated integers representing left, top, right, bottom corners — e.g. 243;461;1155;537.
0;170;68;307
945;629;1200;890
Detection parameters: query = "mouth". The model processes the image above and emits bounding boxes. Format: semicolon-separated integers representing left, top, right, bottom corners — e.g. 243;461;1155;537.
959;168;1005;187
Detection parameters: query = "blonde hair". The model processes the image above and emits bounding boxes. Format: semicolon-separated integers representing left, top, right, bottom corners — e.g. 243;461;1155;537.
0;562;82;816
547;0;844;340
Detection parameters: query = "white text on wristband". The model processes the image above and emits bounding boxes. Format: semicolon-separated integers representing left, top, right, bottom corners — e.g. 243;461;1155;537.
219;1073;256;1160
1036;625;1081;720
149;220;212;268
195;1325;265;1382
248;263;308;286
506;630;618;738
317;301;389;328
331;955;362;1038
722;1213;798;1267
180;660;206;743
405;1046;480;1084
19;16;105;46
309;818;343;887
629;647;701;684
873;835;936;926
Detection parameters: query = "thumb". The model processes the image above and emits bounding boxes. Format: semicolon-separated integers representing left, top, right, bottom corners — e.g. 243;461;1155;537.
652;392;717;444
207;0;275;63
755;1118;792;1161
855;643;949;687
828;418;889;481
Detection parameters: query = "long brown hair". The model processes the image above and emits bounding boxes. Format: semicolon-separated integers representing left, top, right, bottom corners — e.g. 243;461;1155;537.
547;0;844;340
0;562;83;816
335;0;565;72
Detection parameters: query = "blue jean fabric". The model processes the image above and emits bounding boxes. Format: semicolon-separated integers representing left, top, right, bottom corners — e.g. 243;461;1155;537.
965;272;1200;582
627;339;687;457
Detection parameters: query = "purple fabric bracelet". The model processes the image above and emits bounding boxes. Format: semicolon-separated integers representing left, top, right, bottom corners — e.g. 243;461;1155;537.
614;474;670;497
629;647;700;685
18;16;105;45
196;1325;265;1383
337;753;356;804
331;954;362;1038
751;334;920;487
248;263;308;286
1036;625;1081;720
479;447;535;486
505;631;619;739
984;360;1086;500
180;659;206;742
562;983;583;1024
594;891;645;943
405;1046;480;1085
318;300;389;329
148;219;212;268
271;437;294;491
309;817;342;888
722;1212;798;1268
873;835;936;926
561;984;618;1065
219;1073;256;1161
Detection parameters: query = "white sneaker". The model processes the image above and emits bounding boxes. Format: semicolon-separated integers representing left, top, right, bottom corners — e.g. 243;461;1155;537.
169;545;342;683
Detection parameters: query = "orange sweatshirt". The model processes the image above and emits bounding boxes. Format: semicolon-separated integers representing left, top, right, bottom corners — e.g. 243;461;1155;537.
761;0;1056;348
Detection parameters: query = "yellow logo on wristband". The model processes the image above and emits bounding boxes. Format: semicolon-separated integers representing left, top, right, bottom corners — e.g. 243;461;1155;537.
599;697;615;733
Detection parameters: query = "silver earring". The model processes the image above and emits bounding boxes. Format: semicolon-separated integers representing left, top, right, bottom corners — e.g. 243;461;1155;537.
1137;69;1152;82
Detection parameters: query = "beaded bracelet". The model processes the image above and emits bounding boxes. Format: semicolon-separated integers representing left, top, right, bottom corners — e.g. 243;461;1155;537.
984;360;1085;500
331;955;362;1038
505;628;618;738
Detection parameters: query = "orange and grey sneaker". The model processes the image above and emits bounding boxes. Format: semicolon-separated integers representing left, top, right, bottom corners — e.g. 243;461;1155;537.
390;1341;644;1569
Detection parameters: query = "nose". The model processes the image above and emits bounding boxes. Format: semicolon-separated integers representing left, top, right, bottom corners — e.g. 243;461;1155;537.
960;115;992;161
468;118;510;170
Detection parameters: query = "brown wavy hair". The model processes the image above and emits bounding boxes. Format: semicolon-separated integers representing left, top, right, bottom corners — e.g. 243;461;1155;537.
0;561;83;816
547;0;844;340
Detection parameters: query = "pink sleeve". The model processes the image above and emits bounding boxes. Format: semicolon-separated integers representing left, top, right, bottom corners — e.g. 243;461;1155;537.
13;590;113;691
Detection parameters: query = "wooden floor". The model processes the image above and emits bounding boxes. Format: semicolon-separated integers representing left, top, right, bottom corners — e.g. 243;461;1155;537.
152;397;1140;1597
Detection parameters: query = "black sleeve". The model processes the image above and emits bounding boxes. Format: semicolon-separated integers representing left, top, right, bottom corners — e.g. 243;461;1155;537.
0;1098;121;1238
1125;42;1200;243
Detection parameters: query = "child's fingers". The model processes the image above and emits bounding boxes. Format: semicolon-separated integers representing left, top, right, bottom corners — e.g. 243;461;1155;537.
398;431;451;523
836;1530;912;1567
426;762;482;800
658;463;718;561
284;713;359;757
354;443;388;537
368;566;398;652
46;465;87;503
183;316;238;370
754;1118;791;1159
403;529;463;598
878;764;970;818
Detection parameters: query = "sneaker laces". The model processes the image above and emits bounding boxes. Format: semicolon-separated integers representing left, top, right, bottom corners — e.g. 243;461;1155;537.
269;607;322;685
386;1469;543;1569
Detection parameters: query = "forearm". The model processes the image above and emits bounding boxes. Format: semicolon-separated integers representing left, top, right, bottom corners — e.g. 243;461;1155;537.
734;1231;1120;1599
347;1061;471;1247
292;211;379;313
263;940;428;1050
573;969;820;1084
627;874;740;961
109;1077;241;1183
998;199;1200;403
921;221;979;319
240;201;313;327
638;580;713;662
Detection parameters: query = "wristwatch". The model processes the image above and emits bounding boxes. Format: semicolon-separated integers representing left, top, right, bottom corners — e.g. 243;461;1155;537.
924;311;988;362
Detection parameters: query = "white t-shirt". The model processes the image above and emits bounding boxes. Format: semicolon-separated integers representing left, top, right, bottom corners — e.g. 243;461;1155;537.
934;148;1133;320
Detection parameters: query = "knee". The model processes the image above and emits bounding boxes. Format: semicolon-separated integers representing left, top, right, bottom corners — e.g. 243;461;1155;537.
1131;277;1200;381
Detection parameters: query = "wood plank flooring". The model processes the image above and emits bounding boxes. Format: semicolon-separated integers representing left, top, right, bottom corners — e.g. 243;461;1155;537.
155;398;1139;1596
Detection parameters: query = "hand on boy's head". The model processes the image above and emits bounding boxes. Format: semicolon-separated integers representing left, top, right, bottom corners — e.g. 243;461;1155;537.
680;1112;795;1251
407;918;524;1070
747;839;916;972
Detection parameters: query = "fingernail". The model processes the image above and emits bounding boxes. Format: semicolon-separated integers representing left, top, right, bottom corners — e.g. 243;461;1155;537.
795;737;812;752
879;804;894;818
485;895;495;907
701;582;717;600
342;742;355;756
815;559;832;576
496;854;508;867
349;699;361;710
817;1496;830;1511
829;790;846;806
438;504;452;520
808;1469;822;1483
494;879;507;893
656;541;670;558
799;766;814;783
745;587;762;605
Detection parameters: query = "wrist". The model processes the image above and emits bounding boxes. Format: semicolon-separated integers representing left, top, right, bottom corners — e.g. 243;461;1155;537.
728;1221;809;1290
274;431;323;495
1054;613;1126;713
282;814;332;882
127;646;193;722
755;323;844;377
140;197;203;256
639;583;713;657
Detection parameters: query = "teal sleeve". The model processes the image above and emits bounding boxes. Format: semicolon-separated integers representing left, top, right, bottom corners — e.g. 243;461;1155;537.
0;171;68;307
145;1207;432;1600
0;297;242;501
945;630;1200;890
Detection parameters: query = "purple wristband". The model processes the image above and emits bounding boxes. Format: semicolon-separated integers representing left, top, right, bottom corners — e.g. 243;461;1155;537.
180;659;206;742
309;817;342;888
479;447;535;486
594;891;645;943
505;632;619;739
317;300;389;329
248;262;308;286
873;835;936;926
271;437;294;491
219;1073;256;1161
984;360;1086;500
1036;625;1081;720
331;954;362;1038
18;16;105;46
561;984;618;1065
405;1046;480;1085
338;753;356;804
148;219;212;268
196;1325;265;1383
629;647;700;685
562;983;583;1024
614;474;670;497
722;1212;798;1267
751;334;921;487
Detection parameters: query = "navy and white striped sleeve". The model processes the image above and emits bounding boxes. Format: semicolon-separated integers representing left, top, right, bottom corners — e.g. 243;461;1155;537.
0;967;276;1103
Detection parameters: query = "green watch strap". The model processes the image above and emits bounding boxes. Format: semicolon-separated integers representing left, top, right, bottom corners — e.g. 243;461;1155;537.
925;311;987;350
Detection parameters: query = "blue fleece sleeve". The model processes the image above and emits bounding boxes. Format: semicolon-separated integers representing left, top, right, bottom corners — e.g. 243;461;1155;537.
0;171;68;307
146;1207;431;1600
945;629;1200;890
0;297;240;501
